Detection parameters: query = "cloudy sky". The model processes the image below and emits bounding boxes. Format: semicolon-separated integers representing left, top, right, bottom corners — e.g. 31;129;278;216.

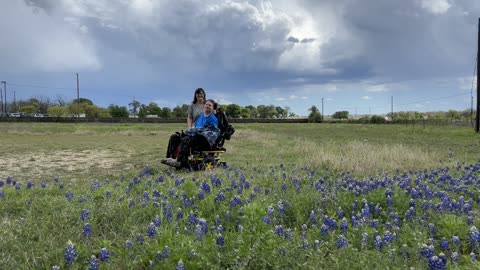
1;0;479;116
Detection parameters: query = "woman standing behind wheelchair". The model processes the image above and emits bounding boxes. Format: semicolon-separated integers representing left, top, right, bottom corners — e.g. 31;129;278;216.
163;99;220;168
166;88;206;159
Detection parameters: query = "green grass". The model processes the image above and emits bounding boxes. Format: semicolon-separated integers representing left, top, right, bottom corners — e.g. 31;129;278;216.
0;122;478;181
0;122;480;269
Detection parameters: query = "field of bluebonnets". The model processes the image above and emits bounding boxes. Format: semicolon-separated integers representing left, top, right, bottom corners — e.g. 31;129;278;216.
1;122;480;269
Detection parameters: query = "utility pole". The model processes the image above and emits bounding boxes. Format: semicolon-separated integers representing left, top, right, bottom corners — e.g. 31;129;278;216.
476;18;480;132
76;73;80;123
321;98;324;120
391;96;394;121
1;81;6;115
13;91;16;112
0;83;3;116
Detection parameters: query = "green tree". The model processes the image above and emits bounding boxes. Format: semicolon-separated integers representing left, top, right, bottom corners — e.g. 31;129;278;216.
308;105;322;123
240;108;250;119
275;106;285;118
129;100;141;118
160;107;172;118
445;110;460;121
226;104;242;118
19;105;38;114
108;105;129;118
332;111;349;119
245;105;257;118
47;106;68;118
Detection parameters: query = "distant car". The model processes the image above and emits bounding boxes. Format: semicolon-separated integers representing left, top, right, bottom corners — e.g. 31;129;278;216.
32;113;44;117
7;113;20;118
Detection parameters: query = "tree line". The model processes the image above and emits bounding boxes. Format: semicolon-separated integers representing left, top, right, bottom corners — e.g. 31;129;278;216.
1;96;474;121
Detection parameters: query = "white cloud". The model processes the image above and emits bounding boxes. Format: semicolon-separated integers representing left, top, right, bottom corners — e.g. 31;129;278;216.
0;1;100;73
276;97;287;101
361;96;372;100
419;0;451;14
366;84;389;92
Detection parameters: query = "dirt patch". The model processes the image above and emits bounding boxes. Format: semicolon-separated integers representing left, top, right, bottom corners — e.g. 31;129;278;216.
0;149;128;181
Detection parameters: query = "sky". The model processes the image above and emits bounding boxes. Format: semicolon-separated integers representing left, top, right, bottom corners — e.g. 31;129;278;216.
0;0;479;116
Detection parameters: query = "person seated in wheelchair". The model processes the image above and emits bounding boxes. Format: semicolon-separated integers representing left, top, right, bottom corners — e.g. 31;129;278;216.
162;99;220;168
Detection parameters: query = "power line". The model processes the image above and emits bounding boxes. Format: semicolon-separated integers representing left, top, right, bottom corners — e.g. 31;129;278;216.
7;83;75;91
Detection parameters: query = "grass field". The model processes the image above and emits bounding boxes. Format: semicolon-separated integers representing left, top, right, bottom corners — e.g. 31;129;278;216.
1;122;478;181
1;122;479;269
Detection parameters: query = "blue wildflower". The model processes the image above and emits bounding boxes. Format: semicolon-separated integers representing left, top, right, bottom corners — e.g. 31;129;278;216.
440;238;449;251
340;218;348;233
216;234;225;248
383;231;394;244
428;255;446;270
163;246;169;258
337;235;348;249
451;252;459;263
147;222;157;238
274;225;284;236
202;181;211;193
15;183;21;190
374;235;383;250
176;260;185;270
136;234;144;244
261;216;271;225
229;196;242;208
99;247;109;262
154;215;161;227
267;206;274;217
198;189;204;200
88;256;98;270
0;190;4;199
277;201;286;215
81;209;90;222
64;241;77;267
125;240;133;249
320;224;329;236
452;235;460;246
83;223;91;238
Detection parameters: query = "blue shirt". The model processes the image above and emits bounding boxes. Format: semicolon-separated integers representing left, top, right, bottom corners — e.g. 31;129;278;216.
194;113;218;128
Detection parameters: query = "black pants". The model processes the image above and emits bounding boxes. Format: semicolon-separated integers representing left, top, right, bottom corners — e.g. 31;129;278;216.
176;135;211;167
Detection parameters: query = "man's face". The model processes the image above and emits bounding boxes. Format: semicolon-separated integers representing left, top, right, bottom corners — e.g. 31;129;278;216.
205;101;214;113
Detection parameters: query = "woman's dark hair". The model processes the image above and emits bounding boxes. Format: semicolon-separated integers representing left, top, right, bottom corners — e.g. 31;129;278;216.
192;88;206;104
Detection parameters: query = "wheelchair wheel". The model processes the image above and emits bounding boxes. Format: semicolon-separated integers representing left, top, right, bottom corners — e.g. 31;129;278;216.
200;155;216;170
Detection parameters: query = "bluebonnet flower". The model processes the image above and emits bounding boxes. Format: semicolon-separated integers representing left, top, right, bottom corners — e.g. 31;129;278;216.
136;234;144;244
337;235;348;249
383;231;395;244
400;244;410;259
188;212;198;227
214;191;225;203
452;235;460;246
105;190;111;199
237;225;244;232
229;196;242;208
370;219;379;228
125;240;133;249
59;183;64;189
440;238;449;251
64;241;77;267
340;218;348;233
83;223;91;238
156;251;163;261
81;209;90;222
261;216;271;225
323;216;337;230
337;207;344;219
267;206;274;217
198;189;204;200
274;225;284;236
468;216;474;225
128;199;135;208
216;234;225;248
198;218;208;235
386;196;393;207
195;224;205;240
469;226;480;250
163;246;170;258
163;203;173;222
309;211;317;224
374;235;383;250
176;260;185;270
143;191;150;201
15;183;21;190
320;224;329;236
409;199;415;208
0;180;3;187
99;247;109;262
419;244;434;259
88;256;98;270
451;252;459;263
428;223;436;236
27;181;33;189
153;215;161;227
147;222;157;238
428;255;446;270
405;207;416;219
202;181;211;193
284;229;293;239
176;208;184;221
277;201;286;215
6;176;12;185
264;188;270;195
